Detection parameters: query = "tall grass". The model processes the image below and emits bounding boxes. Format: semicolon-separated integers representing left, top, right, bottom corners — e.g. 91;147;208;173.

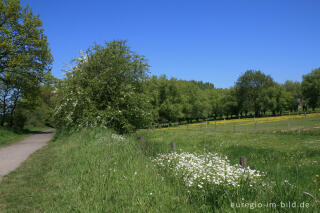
0;128;199;212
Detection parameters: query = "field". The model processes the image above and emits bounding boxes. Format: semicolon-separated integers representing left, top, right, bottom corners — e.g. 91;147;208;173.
136;113;320;212
0;114;320;212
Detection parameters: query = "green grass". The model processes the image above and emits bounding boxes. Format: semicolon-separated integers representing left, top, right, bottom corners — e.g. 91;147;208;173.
0;127;31;148
0;128;200;212
0;126;51;148
1;116;320;212
135;115;320;212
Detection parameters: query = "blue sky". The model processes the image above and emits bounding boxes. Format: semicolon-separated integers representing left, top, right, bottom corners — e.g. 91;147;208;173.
21;0;320;88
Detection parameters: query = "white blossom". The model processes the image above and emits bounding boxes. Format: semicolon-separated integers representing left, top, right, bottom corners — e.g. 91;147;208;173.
152;152;266;190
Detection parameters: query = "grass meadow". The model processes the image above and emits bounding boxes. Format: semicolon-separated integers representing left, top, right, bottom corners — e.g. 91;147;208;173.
136;113;320;212
0;114;319;212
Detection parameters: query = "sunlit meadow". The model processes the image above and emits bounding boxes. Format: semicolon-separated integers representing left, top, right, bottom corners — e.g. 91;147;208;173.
1;114;320;212
136;113;320;212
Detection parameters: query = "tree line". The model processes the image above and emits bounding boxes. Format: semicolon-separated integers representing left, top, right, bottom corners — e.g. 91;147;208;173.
144;70;314;125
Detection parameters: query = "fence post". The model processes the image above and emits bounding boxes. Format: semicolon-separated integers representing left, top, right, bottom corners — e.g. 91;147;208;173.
233;124;236;133
224;118;226;126
240;156;247;169
215;121;217;131
171;141;176;152
140;137;145;148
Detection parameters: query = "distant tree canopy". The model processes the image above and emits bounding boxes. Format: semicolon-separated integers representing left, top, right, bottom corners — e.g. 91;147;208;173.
302;68;320;110
0;0;53;127
54;41;152;133
235;70;275;116
143;72;306;125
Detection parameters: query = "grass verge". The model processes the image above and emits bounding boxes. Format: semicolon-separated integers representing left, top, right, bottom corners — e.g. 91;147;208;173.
0;126;51;148
0;128;199;212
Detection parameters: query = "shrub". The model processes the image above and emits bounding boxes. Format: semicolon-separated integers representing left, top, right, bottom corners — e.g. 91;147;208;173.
54;41;152;133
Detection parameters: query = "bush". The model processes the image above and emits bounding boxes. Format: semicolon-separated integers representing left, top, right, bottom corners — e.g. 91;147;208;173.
12;112;27;129
54;41;152;133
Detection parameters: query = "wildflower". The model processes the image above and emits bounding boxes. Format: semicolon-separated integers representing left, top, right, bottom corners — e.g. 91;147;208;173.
111;134;126;141
316;174;319;178
152;152;265;190
314;179;317;183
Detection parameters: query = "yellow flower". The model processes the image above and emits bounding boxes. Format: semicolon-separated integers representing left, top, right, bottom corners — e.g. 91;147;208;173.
314;179;317;183
316;174;319;178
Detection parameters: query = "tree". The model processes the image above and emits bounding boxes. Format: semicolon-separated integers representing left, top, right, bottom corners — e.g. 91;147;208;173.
0;0;53;126
54;40;151;133
283;80;301;111
235;70;275;116
222;88;238;118
257;85;278;115
302;68;320;110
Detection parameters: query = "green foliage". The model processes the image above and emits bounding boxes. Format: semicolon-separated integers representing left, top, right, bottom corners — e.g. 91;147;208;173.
144;75;216;124
302;68;320;110
54;41;152;133
0;126;28;147
235;70;275;116
8;84;56;129
283;81;302;111
0;0;53;127
143;70;308;125
11;110;26;128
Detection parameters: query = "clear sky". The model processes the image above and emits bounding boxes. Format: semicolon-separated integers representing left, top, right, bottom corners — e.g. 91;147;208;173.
21;0;320;88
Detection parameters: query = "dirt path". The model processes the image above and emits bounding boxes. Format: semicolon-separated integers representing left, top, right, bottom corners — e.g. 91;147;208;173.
0;129;54;181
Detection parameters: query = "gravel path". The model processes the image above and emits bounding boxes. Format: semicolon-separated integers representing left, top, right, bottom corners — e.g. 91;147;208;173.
0;129;54;181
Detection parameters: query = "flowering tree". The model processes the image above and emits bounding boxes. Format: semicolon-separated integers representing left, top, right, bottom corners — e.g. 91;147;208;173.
54;41;152;133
